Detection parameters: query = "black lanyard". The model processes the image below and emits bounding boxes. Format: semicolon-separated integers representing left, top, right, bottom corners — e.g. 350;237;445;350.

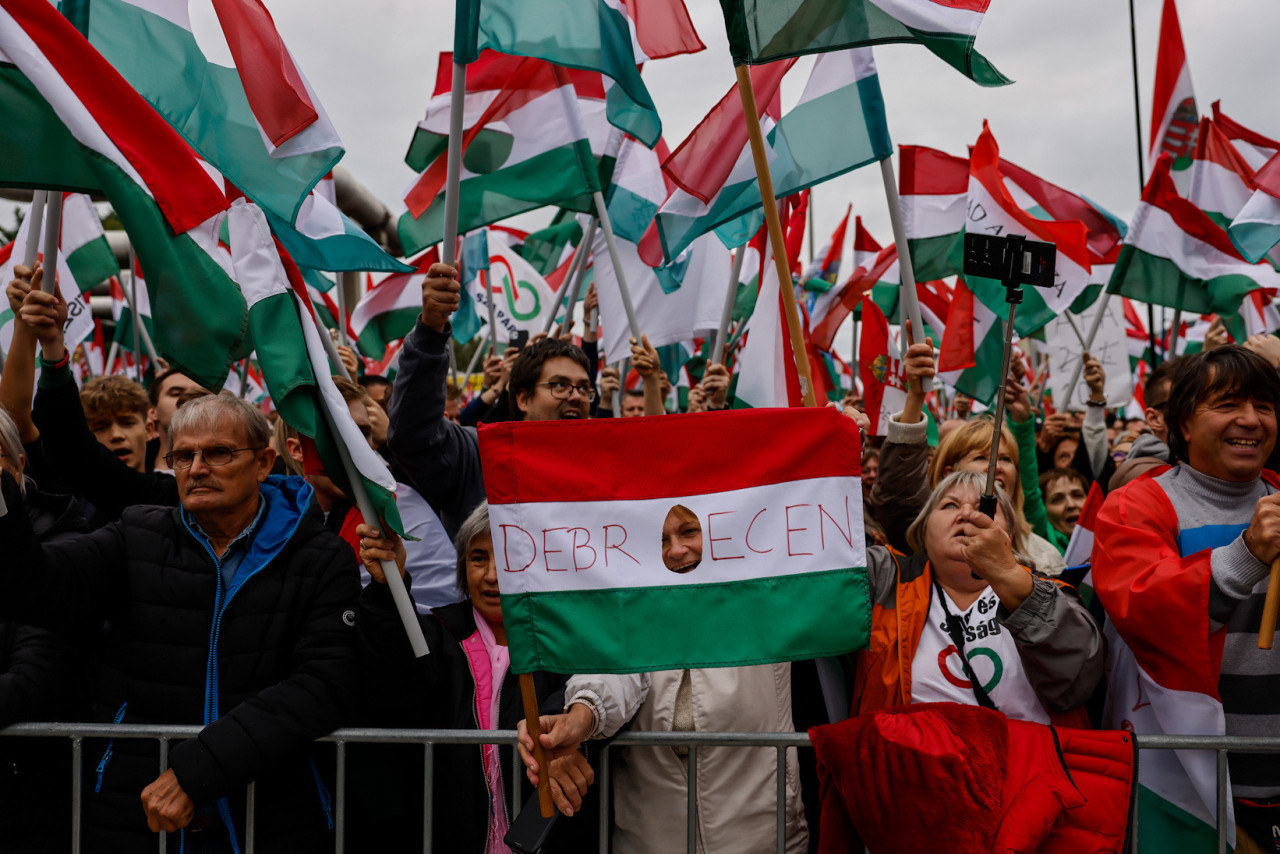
932;578;998;711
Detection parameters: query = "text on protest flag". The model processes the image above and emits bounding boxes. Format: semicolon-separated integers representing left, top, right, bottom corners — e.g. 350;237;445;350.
479;408;871;675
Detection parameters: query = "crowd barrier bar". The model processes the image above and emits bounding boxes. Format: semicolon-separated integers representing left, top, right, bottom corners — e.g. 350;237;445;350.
2;723;1279;854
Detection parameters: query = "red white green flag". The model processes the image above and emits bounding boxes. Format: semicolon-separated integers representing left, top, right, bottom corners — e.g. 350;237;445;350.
399;51;606;256
1108;154;1280;316
1149;0;1199;177
0;0;248;390
1230;152;1280;266
858;296;907;436
350;249;439;359
478;407;870;674
899;144;968;282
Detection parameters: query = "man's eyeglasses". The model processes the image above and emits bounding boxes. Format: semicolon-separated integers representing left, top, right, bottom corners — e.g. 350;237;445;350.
165;446;262;470
536;381;597;402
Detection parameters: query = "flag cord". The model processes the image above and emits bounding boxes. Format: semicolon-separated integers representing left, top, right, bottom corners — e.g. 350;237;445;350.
734;63;816;407
878;158;932;394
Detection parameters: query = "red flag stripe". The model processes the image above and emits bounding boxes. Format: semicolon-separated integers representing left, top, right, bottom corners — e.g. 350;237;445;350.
479;407;861;504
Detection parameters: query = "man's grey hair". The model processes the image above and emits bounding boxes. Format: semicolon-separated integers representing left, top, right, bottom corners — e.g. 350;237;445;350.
453;501;491;595
905;470;1033;570
169;392;272;450
0;407;31;495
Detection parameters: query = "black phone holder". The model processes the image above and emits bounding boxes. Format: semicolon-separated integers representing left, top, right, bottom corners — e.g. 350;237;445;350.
961;233;1056;520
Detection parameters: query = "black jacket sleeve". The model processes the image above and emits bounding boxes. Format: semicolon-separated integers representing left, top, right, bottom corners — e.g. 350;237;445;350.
0;622;78;726
167;547;361;807
31;367;179;517
385;322;488;542
353;577;444;728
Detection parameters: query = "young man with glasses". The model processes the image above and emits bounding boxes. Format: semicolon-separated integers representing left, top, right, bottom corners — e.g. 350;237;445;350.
386;262;598;541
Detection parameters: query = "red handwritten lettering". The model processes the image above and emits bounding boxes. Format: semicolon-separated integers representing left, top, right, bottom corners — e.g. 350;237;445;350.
569;527;596;571
603;524;640;566
818;496;852;550
746;508;773;554
542;528;568;571
499;524;536;572
707;511;743;561
785;505;814;557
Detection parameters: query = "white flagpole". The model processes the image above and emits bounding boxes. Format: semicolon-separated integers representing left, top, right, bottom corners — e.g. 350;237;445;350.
555;218;598;337
441;62;467;268
21;190;47;271
117;276;161;366
878;157;932;393
1063;292;1114;403
39;192;63;296
128;249;143;381
106;340;120;375
713;249;746;365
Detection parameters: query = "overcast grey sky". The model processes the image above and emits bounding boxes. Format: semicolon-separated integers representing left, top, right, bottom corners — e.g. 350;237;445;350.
252;0;1279;253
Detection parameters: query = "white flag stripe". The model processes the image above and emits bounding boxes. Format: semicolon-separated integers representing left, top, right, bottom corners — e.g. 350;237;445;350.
490;475;864;595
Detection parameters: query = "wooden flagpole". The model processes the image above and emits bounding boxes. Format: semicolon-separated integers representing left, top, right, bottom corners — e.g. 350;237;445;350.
733;64;817;408
1260;558;1280;649
519;673;555;817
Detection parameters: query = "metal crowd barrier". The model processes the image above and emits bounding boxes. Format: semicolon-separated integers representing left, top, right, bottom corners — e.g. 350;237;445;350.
1;723;1278;854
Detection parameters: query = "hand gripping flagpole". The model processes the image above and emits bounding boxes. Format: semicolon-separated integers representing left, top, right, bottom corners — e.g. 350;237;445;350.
734;63;817;407
879;157;932;395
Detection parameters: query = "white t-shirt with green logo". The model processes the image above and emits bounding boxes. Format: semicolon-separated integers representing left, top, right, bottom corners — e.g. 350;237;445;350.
911;585;1050;724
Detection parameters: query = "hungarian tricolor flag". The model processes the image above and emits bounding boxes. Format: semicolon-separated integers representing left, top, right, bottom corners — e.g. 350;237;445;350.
1230;151;1280;266
229;200;404;536
898;144;968;282
350;248;439;359
478;407;870;674
859;297;907;436
1149;0;1199;175
60;192;119;292
0;0;249;389
78;0;341;225
963;122;1092;336
718;0;1009;86
938;276;1004;405
454;0;693;148
802;204;851;285
1108;154;1280;316
399;51;606;256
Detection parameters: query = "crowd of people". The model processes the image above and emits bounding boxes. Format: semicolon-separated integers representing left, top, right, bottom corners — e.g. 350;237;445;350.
0;254;1278;853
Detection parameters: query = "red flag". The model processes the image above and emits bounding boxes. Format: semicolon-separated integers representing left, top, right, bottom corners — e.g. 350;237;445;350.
621;0;705;59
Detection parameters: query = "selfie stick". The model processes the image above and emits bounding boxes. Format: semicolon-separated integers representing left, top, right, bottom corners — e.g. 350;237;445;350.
980;246;1021;520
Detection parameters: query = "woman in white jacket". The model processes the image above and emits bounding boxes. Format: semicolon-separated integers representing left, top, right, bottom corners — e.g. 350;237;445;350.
518;505;809;854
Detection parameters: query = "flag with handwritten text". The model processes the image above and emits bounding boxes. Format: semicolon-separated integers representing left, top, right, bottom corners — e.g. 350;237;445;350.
479;408;870;674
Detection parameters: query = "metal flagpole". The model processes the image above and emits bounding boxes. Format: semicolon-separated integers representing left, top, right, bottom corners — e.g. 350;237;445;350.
556;218;598;338
39;192;63;296
878;157;932;394
441;61;466;268
106;340;120;376
128;250;143;381
117;277;161;367
460;334;487;390
713;249;746;365
1128;0;1159;370
335;272;352;348
21;190;47;270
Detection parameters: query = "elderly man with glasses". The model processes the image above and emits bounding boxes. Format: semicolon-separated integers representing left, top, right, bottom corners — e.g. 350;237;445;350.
0;392;359;854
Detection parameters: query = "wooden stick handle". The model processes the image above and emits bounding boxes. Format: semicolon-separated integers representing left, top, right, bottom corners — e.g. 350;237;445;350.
1258;557;1280;650
519;672;555;818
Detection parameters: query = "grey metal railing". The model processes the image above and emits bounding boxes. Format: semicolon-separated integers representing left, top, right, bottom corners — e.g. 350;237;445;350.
1;723;1278;854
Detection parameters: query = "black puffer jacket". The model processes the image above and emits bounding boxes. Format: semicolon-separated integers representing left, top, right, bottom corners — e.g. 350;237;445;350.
0;487;87;852
0;472;360;853
350;587;598;853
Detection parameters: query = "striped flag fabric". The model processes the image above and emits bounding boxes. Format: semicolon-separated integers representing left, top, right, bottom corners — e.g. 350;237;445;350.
60;193;118;292
732;249;803;409
1229;152;1280;265
1149;0;1199;182
1108;154;1280;316
802;203;851;285
228;199;404;534
264;181;412;275
1211;101;1280;171
1188;118;1256;233
109;270;155;356
454;0;672;147
898;144;968;282
963;122;1092;336
852;215;882;272
350;249;438;359
399;52;605;256
644;48;892;266
859;297;907;436
478;407;870;674
938;276;1004;405
718;0;1009;86
0;0;248;390
77;0;341;225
